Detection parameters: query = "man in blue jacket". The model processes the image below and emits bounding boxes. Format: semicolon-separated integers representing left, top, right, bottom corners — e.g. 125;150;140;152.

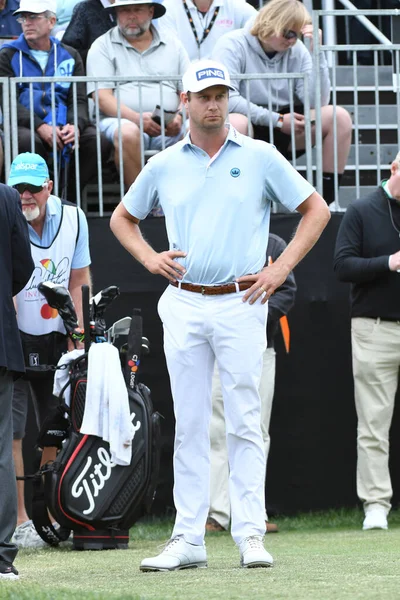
0;0;22;38
0;182;33;580
0;0;110;202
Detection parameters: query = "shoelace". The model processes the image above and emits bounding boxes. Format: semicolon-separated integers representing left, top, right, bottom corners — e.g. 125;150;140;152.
242;536;264;549
158;537;183;553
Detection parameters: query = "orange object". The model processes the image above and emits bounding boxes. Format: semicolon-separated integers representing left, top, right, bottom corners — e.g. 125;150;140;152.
268;255;291;353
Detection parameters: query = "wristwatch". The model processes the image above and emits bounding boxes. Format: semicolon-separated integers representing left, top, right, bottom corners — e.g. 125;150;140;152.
275;114;284;129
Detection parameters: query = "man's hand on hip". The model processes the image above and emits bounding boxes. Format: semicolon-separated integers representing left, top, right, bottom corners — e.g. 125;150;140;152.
144;250;187;282
237;263;290;305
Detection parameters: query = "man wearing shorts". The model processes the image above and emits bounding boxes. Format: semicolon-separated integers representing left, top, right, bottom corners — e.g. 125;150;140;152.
86;0;190;187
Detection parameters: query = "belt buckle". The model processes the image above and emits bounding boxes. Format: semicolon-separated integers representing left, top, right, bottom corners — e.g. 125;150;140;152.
201;286;206;295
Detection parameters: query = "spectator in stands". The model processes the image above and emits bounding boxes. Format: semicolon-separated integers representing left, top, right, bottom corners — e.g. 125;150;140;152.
0;0;111;203
157;0;257;62
212;0;353;205
86;0;190;187
53;0;81;38
62;0;116;64
333;151;400;531
0;0;21;39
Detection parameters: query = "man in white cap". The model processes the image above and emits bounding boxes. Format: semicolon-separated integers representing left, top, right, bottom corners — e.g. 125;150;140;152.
0;0;110;203
111;59;330;571
86;0;190;187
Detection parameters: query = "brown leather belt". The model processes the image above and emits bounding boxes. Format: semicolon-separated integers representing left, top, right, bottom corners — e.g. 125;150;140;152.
170;280;252;296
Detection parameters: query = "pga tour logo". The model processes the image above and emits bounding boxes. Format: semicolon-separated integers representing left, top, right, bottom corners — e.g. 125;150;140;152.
196;68;225;82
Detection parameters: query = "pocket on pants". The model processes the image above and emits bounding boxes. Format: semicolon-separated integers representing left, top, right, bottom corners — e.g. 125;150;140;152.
351;317;377;341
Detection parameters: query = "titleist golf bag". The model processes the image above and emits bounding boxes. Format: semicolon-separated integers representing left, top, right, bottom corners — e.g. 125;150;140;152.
32;283;161;550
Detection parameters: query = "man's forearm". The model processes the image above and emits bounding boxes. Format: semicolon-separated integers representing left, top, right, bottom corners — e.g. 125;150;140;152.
69;267;91;328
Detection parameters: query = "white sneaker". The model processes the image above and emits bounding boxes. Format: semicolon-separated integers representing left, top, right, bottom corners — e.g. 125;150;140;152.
11;520;47;549
140;536;207;572
239;536;274;568
363;508;388;531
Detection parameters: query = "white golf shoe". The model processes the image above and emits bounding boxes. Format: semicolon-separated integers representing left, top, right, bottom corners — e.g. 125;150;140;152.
363;508;388;531
238;535;274;568
140;536;207;572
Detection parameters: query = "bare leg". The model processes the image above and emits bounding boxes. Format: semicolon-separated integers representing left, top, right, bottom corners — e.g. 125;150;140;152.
228;113;253;137
113;122;142;187
12;439;30;526
290;105;352;174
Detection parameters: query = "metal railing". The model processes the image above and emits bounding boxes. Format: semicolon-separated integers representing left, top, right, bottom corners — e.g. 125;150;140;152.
312;9;400;208
4;9;400;214
5;72;314;215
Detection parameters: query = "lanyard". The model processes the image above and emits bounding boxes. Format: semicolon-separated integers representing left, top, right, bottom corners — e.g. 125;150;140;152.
182;0;220;48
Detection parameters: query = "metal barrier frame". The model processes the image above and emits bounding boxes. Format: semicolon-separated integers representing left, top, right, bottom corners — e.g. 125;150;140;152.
312;9;400;209
7;72;313;215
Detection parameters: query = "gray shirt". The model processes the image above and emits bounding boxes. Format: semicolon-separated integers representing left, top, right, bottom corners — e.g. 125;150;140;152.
86;25;190;115
212;21;331;127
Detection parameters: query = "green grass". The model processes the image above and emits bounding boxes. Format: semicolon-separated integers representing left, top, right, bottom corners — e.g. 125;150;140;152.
2;509;400;600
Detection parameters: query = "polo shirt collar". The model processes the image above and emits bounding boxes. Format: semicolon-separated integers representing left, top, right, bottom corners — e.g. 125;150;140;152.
182;124;243;149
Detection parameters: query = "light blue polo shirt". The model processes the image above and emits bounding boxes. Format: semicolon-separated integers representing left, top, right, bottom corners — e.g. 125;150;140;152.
28;195;91;269
123;126;314;285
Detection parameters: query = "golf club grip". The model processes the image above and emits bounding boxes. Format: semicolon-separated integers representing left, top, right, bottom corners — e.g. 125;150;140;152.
82;285;91;353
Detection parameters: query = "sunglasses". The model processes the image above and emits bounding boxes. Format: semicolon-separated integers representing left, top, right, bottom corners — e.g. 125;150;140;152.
13;183;45;194
282;30;299;40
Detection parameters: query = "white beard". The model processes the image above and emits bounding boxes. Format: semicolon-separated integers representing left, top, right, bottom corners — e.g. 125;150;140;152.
23;205;40;222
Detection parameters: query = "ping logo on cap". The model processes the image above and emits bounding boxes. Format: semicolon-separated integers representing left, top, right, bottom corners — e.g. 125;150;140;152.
196;68;225;82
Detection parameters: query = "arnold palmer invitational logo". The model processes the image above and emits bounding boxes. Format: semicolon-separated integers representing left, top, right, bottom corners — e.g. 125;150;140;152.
24;257;70;319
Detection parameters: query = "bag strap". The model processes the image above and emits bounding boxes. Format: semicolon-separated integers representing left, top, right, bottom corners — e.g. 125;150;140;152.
31;468;71;546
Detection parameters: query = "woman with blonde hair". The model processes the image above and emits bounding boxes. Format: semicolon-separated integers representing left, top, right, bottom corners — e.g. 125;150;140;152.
212;0;352;205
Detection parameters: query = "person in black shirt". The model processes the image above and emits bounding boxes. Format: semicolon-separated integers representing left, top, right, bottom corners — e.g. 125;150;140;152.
333;156;400;531
62;0;116;66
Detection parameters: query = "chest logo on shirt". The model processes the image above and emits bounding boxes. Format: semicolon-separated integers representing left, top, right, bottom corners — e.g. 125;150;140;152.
230;168;241;178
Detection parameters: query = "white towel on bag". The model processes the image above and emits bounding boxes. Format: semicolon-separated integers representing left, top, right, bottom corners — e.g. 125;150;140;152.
80;343;135;466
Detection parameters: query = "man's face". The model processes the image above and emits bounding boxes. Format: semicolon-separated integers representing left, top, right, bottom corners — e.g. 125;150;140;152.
117;4;153;39
182;85;229;132
0;1;7;13
17;181;53;224
19;12;56;46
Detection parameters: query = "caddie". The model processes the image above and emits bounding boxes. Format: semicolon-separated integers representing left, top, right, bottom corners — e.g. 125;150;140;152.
9;152;91;549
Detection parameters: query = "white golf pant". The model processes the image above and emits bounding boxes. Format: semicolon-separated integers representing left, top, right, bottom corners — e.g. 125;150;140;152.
158;284;267;545
209;347;276;530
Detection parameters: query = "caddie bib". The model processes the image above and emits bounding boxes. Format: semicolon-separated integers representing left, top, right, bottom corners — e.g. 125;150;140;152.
16;201;79;336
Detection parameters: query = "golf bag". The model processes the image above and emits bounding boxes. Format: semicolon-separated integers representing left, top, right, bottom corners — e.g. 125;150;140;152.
32;284;161;550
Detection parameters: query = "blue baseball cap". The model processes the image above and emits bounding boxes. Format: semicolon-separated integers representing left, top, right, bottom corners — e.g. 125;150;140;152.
8;153;49;187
